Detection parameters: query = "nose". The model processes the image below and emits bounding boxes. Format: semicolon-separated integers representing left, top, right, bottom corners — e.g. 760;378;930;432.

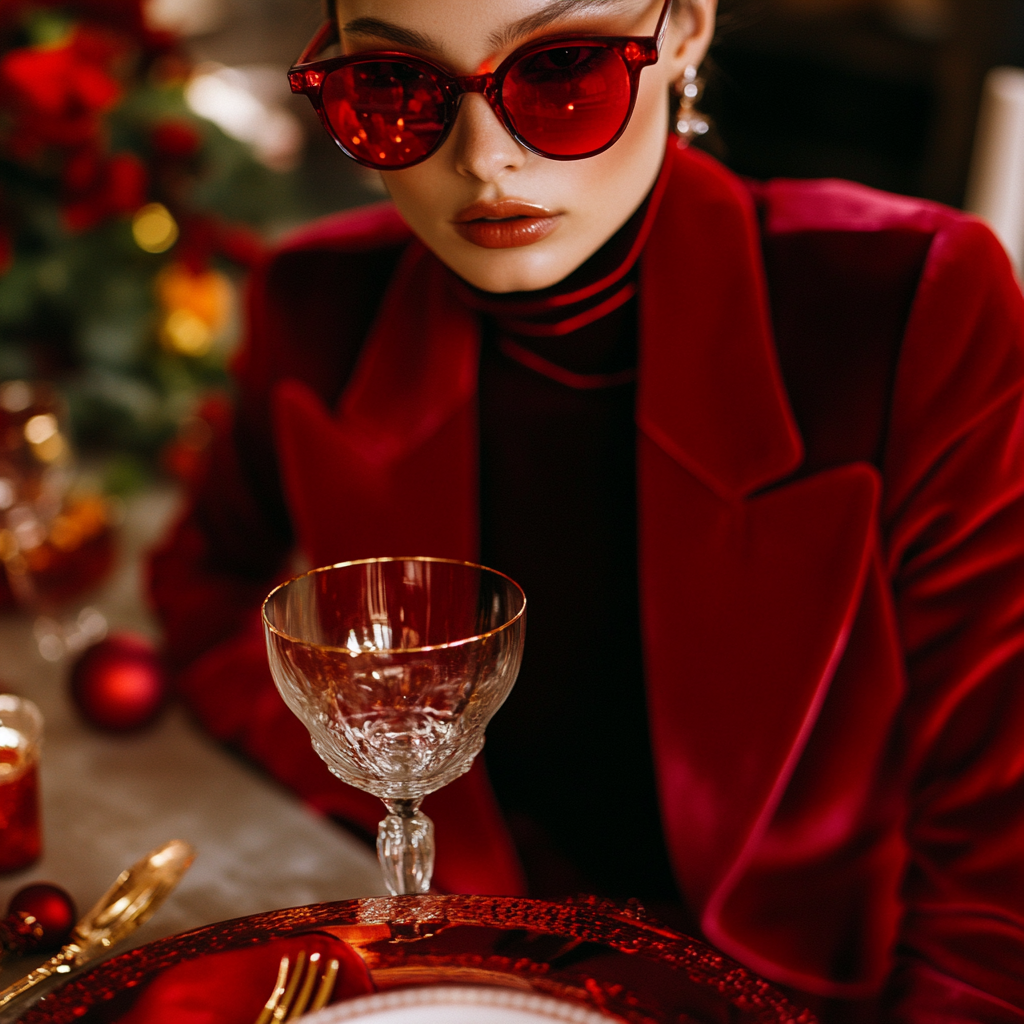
448;92;526;181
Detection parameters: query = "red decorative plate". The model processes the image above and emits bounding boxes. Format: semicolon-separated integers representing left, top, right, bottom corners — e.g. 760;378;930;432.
21;895;816;1024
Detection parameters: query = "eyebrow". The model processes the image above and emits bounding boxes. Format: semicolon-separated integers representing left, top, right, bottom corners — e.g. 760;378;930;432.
489;0;634;52
343;0;635;59
342;17;435;52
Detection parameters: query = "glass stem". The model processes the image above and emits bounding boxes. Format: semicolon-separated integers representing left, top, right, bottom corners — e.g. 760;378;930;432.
377;799;434;895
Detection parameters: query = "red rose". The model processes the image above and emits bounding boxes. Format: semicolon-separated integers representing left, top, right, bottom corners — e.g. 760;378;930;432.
0;28;123;160
104;151;147;214
62;150;147;232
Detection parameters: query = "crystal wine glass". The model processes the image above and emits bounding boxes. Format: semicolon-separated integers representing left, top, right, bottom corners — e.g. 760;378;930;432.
262;557;526;895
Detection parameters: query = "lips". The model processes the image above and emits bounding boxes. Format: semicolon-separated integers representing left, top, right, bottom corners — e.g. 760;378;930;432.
453;199;560;249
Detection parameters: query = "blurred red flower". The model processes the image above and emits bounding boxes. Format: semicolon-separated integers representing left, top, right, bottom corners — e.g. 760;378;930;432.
62;148;147;231
0;27;123;159
151;119;202;160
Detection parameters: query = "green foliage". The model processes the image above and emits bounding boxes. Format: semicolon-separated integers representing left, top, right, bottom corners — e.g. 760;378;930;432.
0;20;299;471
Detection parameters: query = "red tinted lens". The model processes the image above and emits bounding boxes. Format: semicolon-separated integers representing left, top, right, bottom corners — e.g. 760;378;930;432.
321;60;448;167
502;45;632;156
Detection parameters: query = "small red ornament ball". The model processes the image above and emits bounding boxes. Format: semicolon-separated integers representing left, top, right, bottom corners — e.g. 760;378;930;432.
70;633;167;732
8;883;76;950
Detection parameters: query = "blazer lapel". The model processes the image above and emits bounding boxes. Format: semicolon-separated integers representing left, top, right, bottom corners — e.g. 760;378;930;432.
638;144;803;500
272;241;480;568
638;146;881;950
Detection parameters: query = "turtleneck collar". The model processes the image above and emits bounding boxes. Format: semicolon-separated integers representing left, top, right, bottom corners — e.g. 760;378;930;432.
451;144;675;340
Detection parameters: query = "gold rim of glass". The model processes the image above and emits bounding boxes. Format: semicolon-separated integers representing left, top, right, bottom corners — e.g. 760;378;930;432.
261;555;527;655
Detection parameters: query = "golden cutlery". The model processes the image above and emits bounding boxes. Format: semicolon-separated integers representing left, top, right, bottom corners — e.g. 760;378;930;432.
0;838;195;1011
255;950;340;1024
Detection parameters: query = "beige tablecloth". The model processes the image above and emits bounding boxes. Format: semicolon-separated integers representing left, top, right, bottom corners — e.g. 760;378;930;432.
0;487;385;1019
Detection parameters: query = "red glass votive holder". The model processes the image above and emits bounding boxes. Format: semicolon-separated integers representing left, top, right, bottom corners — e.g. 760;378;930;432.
0;696;42;873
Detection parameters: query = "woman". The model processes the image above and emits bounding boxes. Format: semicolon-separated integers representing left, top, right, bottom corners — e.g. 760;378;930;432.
149;0;1024;1019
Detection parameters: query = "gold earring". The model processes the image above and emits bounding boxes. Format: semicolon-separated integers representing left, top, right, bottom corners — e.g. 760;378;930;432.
674;65;710;142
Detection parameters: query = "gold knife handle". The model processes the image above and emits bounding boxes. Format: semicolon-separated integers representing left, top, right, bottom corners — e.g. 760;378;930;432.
0;944;81;1010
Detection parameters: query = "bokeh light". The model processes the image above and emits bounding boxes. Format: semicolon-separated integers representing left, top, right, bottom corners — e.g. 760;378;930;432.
132;204;180;254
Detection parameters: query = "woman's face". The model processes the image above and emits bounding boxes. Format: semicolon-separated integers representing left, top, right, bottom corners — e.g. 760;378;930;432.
332;0;716;292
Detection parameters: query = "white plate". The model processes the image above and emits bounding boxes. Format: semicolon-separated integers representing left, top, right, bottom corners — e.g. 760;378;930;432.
303;985;620;1023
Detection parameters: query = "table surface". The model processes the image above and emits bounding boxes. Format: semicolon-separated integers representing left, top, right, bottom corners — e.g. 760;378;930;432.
0;487;386;1019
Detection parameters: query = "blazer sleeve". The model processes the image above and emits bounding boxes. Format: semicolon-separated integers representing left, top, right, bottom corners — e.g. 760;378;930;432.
880;216;1024;1022
146;241;401;838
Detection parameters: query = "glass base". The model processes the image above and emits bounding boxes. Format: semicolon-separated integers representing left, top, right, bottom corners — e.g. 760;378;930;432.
377;800;434;895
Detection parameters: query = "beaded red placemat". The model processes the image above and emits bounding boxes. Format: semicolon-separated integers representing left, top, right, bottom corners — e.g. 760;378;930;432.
19;895;816;1024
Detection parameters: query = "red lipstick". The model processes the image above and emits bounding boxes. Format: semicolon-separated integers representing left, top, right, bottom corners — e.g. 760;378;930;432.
453;200;560;249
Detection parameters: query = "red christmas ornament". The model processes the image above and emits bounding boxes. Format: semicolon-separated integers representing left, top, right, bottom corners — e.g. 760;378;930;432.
70;633;167;732
1;882;76;952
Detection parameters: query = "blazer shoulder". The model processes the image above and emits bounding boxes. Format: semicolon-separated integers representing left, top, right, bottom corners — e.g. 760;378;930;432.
750;176;1018;295
749;178;1012;473
257;202;412;348
747;175;1020;331
748;176;961;240
749;176;1019;328
275;200;413;257
237;202;413;411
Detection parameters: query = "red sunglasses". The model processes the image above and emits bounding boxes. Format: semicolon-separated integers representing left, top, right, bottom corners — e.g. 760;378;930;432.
288;0;674;169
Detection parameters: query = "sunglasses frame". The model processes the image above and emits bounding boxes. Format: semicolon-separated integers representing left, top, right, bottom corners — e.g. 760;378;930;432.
289;0;675;169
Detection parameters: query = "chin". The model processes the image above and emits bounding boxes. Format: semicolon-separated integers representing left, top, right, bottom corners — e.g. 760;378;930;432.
442;240;589;294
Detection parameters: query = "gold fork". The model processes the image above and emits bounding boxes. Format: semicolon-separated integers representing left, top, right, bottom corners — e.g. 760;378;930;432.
254;950;341;1024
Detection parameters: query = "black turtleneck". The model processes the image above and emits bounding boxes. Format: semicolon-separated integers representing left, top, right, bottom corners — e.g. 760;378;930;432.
461;170;681;906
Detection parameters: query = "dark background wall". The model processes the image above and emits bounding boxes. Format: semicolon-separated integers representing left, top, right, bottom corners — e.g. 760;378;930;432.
705;0;1024;206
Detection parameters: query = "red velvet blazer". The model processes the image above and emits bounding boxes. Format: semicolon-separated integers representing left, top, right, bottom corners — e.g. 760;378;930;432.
149;141;1024;1021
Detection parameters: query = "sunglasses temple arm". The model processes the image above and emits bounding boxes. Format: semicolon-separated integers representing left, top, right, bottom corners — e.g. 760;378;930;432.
297;19;339;65
653;0;674;51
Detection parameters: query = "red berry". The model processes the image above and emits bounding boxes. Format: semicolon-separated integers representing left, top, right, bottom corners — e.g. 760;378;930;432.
69;633;167;732
7;883;76;950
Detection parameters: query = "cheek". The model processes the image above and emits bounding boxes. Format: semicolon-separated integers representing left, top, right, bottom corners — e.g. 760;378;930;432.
571;80;671;211
630;65;674;150
379;166;449;235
